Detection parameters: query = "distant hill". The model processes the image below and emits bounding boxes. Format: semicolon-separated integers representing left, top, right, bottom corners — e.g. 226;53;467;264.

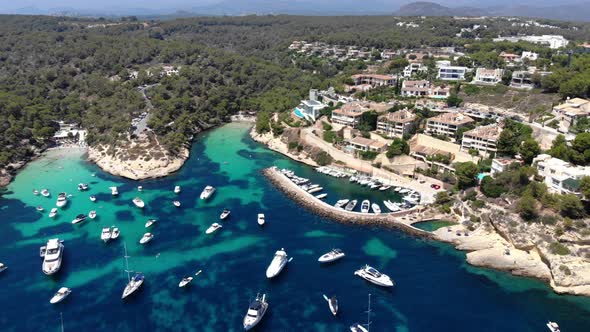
394;2;485;17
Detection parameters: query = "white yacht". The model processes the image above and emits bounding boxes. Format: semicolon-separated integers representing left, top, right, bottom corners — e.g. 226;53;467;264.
173;200;181;207
307;187;323;194
101;227;112;242
49;208;58;218
0;263;7;273
121;243;144;299
318;249;345;263
41;189;50;197
110;186;119;196
33;189;39;195
205;223;222;234
243;293;268;331
398;188;410;194
344;200;357;211
371;203;381;214
174;185;181;194
89;210;97;219
71;214;87;224
77;183;88;191
111;227;120;239
547;321;560;332
315;193;328;199
139;233;154;244
145;219;156;228
323;294;338;316
40;238;64;275
56;192;68;208
200;185;216;200
89;195;97;202
383;200;400;212
360;200;370;213
50;287;71;304
378;185;391;191
178;277;193;288
132;197;145;208
257;213;265;226
266;248;289;278
354;265;394;287
220;209;231;220
137;186;143;192
36;206;44;212
334;199;349;209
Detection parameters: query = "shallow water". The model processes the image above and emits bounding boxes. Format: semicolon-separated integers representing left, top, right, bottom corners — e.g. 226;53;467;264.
1;122;589;331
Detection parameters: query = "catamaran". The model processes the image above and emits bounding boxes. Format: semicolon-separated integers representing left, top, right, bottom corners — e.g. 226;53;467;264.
220;209;231;220
71;214;87;224
121;243;144;299
257;213;265;226
354;265;394;287
200;185;216;200
41;189;50;197
49;208;58;218
174;185;181;194
110;186;119;196
322;294;338;316
243;293;268;331
345;200;358;211
371;203;381;214
266;248;289;278
56;192;68;208
50;287;71;304
360;200;370;213
318;249;345;263
139;233;154;244
205;223;222;234
101;227;112;242
132;197;145;208
40;238;64;275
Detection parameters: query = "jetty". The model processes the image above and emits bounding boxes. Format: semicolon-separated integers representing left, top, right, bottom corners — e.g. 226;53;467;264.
263;167;454;239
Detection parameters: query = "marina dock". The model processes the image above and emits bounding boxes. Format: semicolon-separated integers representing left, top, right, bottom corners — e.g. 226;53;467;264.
263;167;454;238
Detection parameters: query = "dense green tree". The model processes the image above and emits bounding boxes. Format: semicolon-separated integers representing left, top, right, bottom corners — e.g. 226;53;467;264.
559;194;585;219
385;138;409;158
580;176;590;199
454;161;479;189
517;195;538;221
519;138;541;164
480;176;505;198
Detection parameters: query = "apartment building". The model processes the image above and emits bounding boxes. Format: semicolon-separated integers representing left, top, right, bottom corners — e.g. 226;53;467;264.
400;80;450;99
331;103;368;128
376;109;417;138
461;124;502;157
533;154;590;196
351;74;397;87
426;112;475;139
347;136;388;153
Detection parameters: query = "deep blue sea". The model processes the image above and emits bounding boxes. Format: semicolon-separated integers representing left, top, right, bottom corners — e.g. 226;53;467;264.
1;122;589;331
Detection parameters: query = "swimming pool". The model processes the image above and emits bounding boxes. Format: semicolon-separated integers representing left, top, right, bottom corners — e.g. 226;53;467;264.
293;108;305;118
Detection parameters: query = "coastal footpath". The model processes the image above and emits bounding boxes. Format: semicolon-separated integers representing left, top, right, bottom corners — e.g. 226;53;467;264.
263;166;590;297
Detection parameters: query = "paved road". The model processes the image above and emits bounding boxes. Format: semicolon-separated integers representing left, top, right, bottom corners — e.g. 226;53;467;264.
134;84;160;136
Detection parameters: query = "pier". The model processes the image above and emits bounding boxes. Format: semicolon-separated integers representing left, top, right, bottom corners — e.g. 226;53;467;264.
263;167;455;238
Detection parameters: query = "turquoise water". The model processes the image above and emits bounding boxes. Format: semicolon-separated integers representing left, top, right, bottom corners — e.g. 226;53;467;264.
293;108;305;119
1;122;590;331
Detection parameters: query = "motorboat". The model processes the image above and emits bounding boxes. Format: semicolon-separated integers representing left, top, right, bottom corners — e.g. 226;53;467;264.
318;249;345;263
393;187;401;192
173;200;181;207
547;321;560;332
174;185;181;194
315;193;328;199
369;182;381;190
220;209;231;220
205;223;222;234
33;189;39;195
0;263;7;273
200;185;216;200
71;214;87;224
178;277;193;288
110;186;119;196
56;192;68;208
308;187;323;194
36;206;44;212
257;213;265;226
383;200;400;212
111;227;120;239
41;189;50;197
89;210;97;219
139;233;154;244
40;238;64;275
137;186;143;192
322;294;338;316
344;200;357;212
349;176;358;182
398;188;410;194
354;265;394;287
49;287;71;304
132;197;145;208
334;199;349;209
101;227;112;242
49;208;58;218
89;195;97;202
77;183;88;191
360;200;370;213
379;185;391;191
243;293;268;331
145;219;156;228
121;243;144;299
371;203;381;214
266;248;289;278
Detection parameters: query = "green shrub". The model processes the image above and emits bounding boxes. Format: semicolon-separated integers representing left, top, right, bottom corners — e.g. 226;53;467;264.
549;242;570;255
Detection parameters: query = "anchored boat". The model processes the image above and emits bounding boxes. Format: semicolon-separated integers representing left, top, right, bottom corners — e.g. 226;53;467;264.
354;265;394;287
40;238;64;275
266;248;289;278
318;249;345;263
243;293;268;331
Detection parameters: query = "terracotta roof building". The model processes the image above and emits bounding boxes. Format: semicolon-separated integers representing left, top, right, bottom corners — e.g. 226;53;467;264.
461;124;502;157
426;112;475;139
376;109;417;138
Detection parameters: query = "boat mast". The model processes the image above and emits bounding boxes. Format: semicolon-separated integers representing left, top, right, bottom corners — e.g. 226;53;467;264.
123;242;131;282
365;293;372;332
60;312;64;332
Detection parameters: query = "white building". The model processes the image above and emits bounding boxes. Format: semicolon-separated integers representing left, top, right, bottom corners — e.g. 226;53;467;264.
532;154;590;196
521;51;539;61
426;112;475;139
331;102;368;128
437;65;470;81
493;35;569;49
295;90;327;122
473;68;504;85
552;97;590;130
403;63;427;78
376;109;417;138
491;158;521;176
461;124;502;157
347;136;388;153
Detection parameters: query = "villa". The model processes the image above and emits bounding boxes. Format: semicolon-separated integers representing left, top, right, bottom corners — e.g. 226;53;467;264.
294;89;327;122
346;136;388;153
499;52;520;63
331;102;369;128
403;63;427;78
510;70;535;90
472;68;504;85
533;154;590;196
491;157;521;176
461;124;502;157
351;74;397;87
376;109;417;138
426;112;475;139
437;65;470;81
552;97;590;129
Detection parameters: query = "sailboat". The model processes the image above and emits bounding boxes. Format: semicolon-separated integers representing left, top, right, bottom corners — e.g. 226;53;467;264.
322;294;338;316
350;293;372;332
121;243;144;299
